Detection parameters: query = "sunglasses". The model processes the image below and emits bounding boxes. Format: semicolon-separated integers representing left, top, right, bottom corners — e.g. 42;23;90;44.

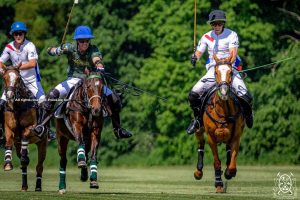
211;22;224;27
13;32;25;36
78;39;90;44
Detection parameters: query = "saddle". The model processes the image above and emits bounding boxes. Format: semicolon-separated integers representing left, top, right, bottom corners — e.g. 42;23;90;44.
54;80;111;119
54;82;80;119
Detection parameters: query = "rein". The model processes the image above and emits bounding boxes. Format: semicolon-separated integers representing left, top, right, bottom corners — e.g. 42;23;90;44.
205;87;242;126
3;68;37;112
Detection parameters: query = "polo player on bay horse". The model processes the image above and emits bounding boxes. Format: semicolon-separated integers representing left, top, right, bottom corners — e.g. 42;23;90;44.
33;25;133;140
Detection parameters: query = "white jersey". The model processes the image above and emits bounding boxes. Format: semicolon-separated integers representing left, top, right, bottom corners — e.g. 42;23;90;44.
0;39;41;83
196;28;239;70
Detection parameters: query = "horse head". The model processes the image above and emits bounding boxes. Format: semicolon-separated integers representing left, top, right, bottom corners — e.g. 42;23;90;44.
213;54;233;101
1;65;22;107
83;73;104;117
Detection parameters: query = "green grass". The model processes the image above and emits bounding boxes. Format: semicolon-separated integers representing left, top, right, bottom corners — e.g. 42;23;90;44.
0;165;299;199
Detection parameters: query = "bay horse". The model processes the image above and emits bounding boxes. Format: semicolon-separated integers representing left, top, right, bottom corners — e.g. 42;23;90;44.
194;54;245;193
1;66;47;191
55;72;105;194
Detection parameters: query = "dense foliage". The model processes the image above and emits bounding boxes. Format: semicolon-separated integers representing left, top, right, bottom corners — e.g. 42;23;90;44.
0;0;299;165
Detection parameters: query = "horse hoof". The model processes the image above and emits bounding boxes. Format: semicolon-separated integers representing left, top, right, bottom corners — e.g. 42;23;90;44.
224;168;236;180
58;189;66;194
4;163;13;171
215;186;224;193
80;168;88;182
21;186;28;192
194;170;203;180
90;181;99;189
78;161;87;168
35;187;42;192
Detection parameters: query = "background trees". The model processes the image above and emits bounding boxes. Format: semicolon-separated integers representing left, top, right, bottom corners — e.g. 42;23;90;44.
0;0;298;165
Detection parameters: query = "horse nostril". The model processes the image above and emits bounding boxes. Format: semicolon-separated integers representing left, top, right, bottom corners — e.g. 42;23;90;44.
92;108;101;116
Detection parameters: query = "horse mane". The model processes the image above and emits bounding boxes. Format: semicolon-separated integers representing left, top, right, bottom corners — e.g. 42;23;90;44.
67;79;89;113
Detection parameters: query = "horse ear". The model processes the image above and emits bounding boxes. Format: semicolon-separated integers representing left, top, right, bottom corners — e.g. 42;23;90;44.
213;54;219;63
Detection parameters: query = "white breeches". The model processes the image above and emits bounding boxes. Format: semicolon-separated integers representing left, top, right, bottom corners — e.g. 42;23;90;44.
192;67;248;97
55;77;112;99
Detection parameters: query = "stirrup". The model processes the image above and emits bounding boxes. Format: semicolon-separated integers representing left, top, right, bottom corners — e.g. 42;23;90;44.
34;125;46;138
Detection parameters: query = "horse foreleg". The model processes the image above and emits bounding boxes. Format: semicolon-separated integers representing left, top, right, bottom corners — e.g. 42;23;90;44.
35;139;47;192
4;146;13;171
224;144;234;180
4;120;15;171
72;120;87;168
57;134;69;194
194;127;205;180
207;135;224;193
225;138;241;180
20;139;29;192
89;128;100;189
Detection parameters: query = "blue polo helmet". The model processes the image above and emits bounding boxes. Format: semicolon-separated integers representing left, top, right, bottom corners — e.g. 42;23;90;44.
73;25;94;40
10;21;28;35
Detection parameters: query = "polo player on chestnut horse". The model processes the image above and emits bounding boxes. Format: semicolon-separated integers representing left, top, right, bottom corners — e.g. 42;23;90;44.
1;66;47;191
193;54;246;193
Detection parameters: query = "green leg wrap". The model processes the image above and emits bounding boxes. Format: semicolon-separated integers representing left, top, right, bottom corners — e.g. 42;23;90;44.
59;168;66;190
77;145;86;163
90;160;98;181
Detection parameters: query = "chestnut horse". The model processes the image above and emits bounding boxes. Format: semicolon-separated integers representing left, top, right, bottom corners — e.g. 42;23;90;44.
194;55;245;193
55;73;105;194
1;66;47;191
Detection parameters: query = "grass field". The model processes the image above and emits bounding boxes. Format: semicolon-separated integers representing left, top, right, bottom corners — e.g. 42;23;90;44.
0;165;298;200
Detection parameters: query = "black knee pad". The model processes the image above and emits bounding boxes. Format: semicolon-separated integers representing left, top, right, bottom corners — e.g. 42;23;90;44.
47;88;60;99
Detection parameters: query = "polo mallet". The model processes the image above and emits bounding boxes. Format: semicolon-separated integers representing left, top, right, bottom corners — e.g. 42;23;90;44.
192;0;197;67
61;0;79;45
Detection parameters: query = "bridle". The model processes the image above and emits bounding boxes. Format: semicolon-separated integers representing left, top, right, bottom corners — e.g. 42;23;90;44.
215;61;233;100
82;74;104;117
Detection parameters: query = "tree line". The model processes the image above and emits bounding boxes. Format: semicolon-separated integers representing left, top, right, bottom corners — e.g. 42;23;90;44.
0;0;299;165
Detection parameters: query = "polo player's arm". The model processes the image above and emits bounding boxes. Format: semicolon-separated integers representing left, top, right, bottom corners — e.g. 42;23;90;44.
19;59;37;70
229;47;238;64
47;43;73;56
195;50;203;60
0;47;10;73
0;62;4;74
